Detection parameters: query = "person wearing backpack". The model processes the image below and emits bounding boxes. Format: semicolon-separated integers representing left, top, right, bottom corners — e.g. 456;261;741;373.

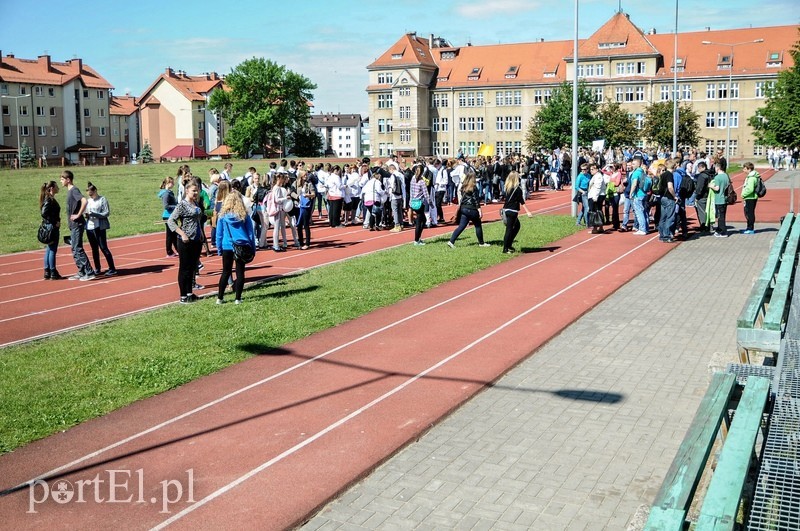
657;160;677;243
741;162;761;235
672;159;692;239
707;159;731;237
692;161;713;233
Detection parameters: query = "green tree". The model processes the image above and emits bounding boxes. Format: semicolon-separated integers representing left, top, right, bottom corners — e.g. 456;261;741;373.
139;141;153;163
641;101;701;149
524;81;600;151
595;100;638;148
208;58;316;158
18;142;35;168
288;126;324;157
749;29;800;147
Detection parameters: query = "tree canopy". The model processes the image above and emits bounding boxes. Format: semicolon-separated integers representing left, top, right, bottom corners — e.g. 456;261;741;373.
641;101;701;149
749;29;800;147
595;100;638;149
525;82;600;151
208;58;316;157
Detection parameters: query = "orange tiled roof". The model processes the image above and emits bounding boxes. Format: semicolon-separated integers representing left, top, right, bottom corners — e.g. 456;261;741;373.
648;25;798;79
368;33;438;70
139;69;224;104
0;54;113;89
110;95;138;116
570;11;659;59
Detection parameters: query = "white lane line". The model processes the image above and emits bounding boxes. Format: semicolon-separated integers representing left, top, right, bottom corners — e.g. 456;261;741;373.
5;236;600;494
151;235;656;529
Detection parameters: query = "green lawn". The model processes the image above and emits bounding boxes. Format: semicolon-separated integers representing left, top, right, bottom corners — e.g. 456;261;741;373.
0;214;581;454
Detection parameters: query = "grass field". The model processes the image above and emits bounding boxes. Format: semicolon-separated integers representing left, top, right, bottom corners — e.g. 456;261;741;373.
0;213;581;454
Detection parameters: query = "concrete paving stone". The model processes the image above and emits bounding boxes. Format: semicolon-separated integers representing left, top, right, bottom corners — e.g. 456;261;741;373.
364;496;404;515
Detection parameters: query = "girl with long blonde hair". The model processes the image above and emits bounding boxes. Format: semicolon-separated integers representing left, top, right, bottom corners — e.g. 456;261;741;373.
215;191;255;304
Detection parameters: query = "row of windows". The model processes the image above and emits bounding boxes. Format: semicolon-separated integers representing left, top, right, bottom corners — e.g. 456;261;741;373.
495;90;522;106
495;116;523;131
458;91;485;107
2;125;108;137
0;84;105;99
706;139;738;157
705;111;740;128
458;117;484;131
3;105;112;118
576;64;605;78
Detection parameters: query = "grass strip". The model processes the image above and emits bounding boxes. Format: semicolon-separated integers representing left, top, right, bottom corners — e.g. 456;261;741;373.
0;215;580;454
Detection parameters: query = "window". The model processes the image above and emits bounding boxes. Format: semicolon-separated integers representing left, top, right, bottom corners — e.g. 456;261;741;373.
706;84;716;99
378;119;386;133
534;90;542;105
2;126;9;136
85;127;91;137
597;64;604;76
48;87;55;97
730;111;739;128
705;139;715;154
616;63;625;75
729;140;738;157
198;121;203;131
21;125;29;136
37;126;47;136
399;130;411;142
432;118;441;132
496;116;503;131
543;89;552;103
730;82;739;99
99;127;107;136
432;142;449;156
625;87;635;102
468;67;481;80
83;89;89;98
505;116;513;130
35;86;43;96
681;84;692;101
706;112;716;128
440;117;448;132
660;85;671;101
113;128;118;136
615;87;624;102
513;116;522;131
755;81;766;98
635;86;645;101
51;127;57;136
514;90;522;105
635;113;644;130
432;93;448;108
1;105;7;115
399;106;411;119
84;108;90;117
594;87;603;102
377;72;393;84
378;143;386;157
459;117;467;131
468;117;476;131
51;146;59;155
19;86;27;95
101;145;107;154
477;117;484;131
717;111;727;128
717;83;728;99
753;144;765;157
34;106;44;117
398;87;410;97
97;90;104;99
98;108;106;118
19;105;28;116
50;107;56;116
378;93;393;109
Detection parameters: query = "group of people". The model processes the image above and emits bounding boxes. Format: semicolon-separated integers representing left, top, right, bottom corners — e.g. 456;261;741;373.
569;147;763;241
38;170;117;282
767;146;799;170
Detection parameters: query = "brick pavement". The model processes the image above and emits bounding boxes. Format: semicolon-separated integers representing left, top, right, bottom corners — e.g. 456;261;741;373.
303;223;776;530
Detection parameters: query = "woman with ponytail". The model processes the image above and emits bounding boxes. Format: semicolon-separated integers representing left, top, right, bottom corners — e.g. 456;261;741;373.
85;182;117;276
39;181;62;279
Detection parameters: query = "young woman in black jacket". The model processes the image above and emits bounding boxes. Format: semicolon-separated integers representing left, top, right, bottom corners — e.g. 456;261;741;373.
447;170;491;249
39;180;62;279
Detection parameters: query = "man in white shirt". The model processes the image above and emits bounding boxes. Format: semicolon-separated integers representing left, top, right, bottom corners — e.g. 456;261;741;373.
220;162;233;181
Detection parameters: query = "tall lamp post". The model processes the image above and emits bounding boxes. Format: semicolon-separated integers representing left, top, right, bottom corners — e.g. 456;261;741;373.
1;93;31;168
701;39;763;162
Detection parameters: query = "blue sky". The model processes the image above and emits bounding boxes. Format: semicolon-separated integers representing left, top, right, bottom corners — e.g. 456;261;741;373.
2;0;797;116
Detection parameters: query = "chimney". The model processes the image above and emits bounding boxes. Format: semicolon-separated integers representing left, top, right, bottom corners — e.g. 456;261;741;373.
430;34;435;48
68;58;82;74
0;50;3;66
38;54;51;70
166;67;174;76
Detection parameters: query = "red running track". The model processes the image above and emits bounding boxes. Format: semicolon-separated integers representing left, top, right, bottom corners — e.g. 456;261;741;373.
0;220;673;529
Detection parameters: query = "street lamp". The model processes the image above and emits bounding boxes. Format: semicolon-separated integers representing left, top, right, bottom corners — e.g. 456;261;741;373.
1;93;31;168
701;39;763;162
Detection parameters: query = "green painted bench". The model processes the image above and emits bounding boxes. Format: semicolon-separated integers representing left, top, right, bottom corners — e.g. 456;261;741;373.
644;374;771;530
737;214;800;363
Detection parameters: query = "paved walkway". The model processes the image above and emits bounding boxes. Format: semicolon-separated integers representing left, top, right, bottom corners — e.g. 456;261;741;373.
303;222;776;530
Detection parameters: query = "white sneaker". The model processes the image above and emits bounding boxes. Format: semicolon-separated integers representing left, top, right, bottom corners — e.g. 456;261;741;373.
216;298;224;305
633;230;647;235
447;241;455;249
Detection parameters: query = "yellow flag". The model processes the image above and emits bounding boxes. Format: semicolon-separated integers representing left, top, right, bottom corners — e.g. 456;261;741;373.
477;144;495;157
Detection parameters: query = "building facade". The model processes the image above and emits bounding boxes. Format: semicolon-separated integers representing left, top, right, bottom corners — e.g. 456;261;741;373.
109;95;140;161
138;68;225;160
0;52;114;165
310;113;362;158
367;12;798;159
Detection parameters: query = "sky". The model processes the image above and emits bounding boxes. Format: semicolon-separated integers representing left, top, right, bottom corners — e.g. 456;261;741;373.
2;0;797;116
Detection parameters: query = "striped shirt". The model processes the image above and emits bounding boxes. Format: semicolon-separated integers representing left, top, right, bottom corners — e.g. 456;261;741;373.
167;200;203;241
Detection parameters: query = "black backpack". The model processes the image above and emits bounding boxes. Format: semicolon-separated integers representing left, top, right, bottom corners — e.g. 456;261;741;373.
676;169;695;199
724;182;737;205
755;177;767;198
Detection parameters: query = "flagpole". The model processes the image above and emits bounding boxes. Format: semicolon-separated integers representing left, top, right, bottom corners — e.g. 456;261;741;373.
571;0;579;218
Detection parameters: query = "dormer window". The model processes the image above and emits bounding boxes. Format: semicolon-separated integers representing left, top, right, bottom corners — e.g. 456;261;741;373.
441;51;457;60
767;51;783;67
437;68;451;82
598;41;626;49
543;64;558;78
671;56;686;73
391;53;403;60
468;67;482;81
717;54;732;70
505;65;519;79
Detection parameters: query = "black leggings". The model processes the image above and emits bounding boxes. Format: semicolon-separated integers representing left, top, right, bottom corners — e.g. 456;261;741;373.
218;249;246;301
177;238;202;297
503;211;520;251
87;227;116;272
328;198;343;227
414;206;426;242
164;220;178;255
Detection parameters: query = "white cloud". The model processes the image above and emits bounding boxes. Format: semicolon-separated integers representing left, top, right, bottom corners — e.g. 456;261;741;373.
457;0;539;19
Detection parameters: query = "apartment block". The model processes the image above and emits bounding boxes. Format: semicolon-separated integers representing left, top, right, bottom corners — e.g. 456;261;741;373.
109;95;139;160
310;113;362;158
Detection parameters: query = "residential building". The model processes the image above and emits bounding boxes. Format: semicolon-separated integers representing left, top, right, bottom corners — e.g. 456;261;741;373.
138;68;225;160
361;117;371;157
0;51;113;165
109;95;139;161
310;113;361;158
367;12;798;159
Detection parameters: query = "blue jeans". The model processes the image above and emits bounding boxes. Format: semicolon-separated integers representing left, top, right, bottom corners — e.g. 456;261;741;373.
482;181;493;202
44;231;59;270
70;225;93;275
574;191;589;225
658;196;676;239
621;195;633;228
633;197;647;233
